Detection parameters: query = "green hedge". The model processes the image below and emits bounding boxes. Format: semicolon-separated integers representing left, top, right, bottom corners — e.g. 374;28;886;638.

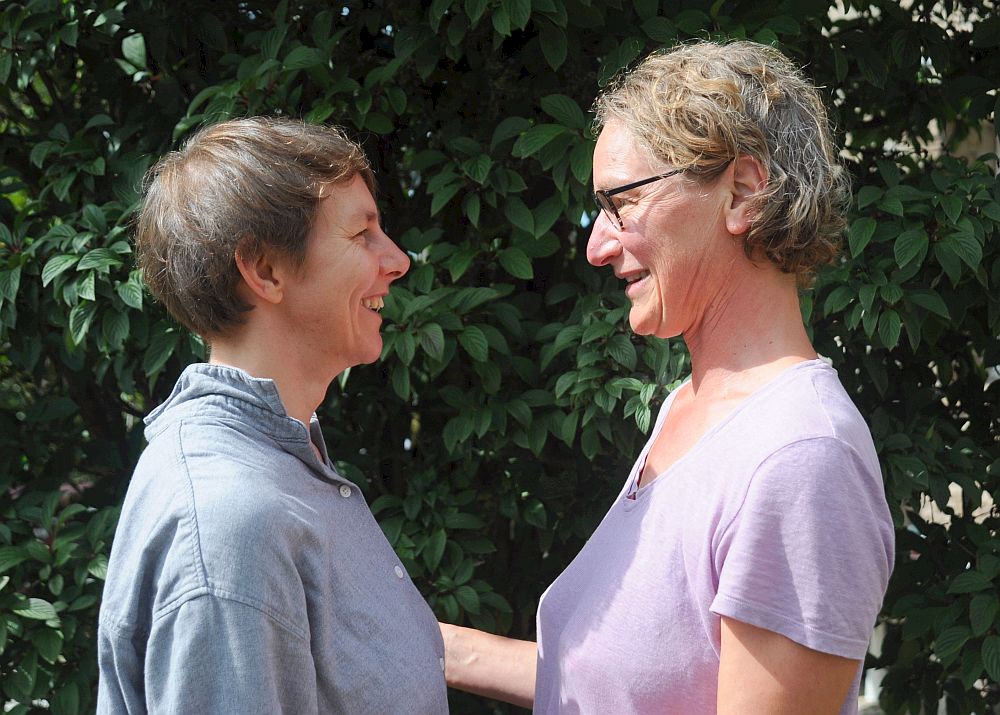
1;0;998;713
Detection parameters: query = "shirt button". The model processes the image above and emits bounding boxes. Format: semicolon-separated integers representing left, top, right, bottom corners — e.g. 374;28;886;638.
394;565;405;579
339;485;352;498
439;657;445;671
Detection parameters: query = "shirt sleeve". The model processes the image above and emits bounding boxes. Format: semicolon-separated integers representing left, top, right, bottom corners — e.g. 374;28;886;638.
710;436;894;660
142;592;319;714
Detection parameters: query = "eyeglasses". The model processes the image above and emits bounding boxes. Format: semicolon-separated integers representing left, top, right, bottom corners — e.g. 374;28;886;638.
593;169;685;231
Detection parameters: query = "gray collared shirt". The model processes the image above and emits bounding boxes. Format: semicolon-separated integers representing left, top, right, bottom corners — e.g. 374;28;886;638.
97;363;448;714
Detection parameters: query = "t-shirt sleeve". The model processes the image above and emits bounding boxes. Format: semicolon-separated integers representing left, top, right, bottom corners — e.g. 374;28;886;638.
143;593;319;714
709;436;894;660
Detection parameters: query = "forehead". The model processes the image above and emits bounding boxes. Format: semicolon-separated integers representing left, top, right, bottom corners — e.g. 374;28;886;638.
316;174;378;225
593;123;661;187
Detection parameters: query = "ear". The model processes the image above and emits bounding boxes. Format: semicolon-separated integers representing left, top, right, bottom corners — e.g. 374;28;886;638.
234;239;287;306
724;154;768;237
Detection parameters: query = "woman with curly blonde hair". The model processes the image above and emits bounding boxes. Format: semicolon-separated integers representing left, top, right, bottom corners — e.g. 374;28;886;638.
441;40;894;715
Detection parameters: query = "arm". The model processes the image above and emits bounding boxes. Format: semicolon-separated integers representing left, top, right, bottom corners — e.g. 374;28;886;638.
439;622;536;708
718;617;860;715
145;594;318;714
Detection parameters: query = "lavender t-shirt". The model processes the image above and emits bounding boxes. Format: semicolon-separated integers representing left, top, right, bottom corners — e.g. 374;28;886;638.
534;360;894;714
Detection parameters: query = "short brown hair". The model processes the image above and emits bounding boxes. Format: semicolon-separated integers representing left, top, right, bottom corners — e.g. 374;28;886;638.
136;117;375;336
594;41;850;283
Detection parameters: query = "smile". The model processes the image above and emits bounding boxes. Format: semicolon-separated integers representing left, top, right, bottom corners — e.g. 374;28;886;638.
361;295;384;312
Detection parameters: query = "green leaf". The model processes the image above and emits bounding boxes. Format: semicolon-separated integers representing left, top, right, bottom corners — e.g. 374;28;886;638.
492;4;511;35
454;584;481;614
88;554;109;579
499;247;533;280
857;186;883;209
0;266;21;302
540;94;586;129
877;197;904;217
143;328;178;374
445;512;484;529
420;323;445;361
512;124;567;158
491;117;530;149
430;181;463;216
459;325;489;362
934;625;970;660
429;0;452;32
395;331;416;365
569;141;593;185
30;140;56;168
848;217;877;257
122;33;147;69
462;155;492;184
31;628;63;664
984;636;1000;681
523;499;547;528
465;0;488;24
51;682;79;715
283;45;325;70
504;197;535;234
950;223;982;269
42;255;79;287
504;0;531;30
893;228;928;268
391;363;410;400
68;302;98;345
117;278;143;310
970;593;999;636
961;647;985;690
77;247;123;271
99;310;129;351
907;289;950;320
0;546;28;573
939;194;962;224
12;597;58;621
423;528;447;570
641;17;676;42
78;271;96;301
463;193;481;227
539;22;567;70
878;310;901;350
606;334;637;370
948;570;993;594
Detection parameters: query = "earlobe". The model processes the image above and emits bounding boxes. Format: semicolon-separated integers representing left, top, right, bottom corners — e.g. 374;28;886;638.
725;155;767;236
234;240;285;306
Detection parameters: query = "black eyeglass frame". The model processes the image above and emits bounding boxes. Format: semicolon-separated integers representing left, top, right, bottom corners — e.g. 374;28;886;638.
593;168;685;231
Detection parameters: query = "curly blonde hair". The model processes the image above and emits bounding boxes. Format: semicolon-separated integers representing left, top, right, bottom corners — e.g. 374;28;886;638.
593;40;850;283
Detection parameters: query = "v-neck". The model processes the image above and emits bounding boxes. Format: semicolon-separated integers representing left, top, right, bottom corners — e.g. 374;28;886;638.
623;359;826;505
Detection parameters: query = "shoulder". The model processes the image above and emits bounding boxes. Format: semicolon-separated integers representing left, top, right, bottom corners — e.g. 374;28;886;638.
104;418;324;633
731;360;879;472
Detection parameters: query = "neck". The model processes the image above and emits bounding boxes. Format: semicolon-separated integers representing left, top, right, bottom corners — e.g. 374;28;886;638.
682;263;816;397
207;315;343;426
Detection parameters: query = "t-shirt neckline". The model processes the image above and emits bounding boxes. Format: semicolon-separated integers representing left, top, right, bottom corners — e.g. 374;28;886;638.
623;358;829;507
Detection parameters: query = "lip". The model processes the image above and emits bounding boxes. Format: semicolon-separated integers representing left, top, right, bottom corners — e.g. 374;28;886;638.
624;275;649;299
616;269;650;299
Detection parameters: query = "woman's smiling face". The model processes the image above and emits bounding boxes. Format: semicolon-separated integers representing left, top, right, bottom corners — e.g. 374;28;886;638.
587;123;737;340
278;174;410;374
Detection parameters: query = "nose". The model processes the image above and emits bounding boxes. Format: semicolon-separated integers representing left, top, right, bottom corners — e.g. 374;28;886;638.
586;211;622;267
379;230;410;280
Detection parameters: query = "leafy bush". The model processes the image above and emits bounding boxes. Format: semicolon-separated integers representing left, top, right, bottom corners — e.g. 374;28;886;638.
0;0;997;712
